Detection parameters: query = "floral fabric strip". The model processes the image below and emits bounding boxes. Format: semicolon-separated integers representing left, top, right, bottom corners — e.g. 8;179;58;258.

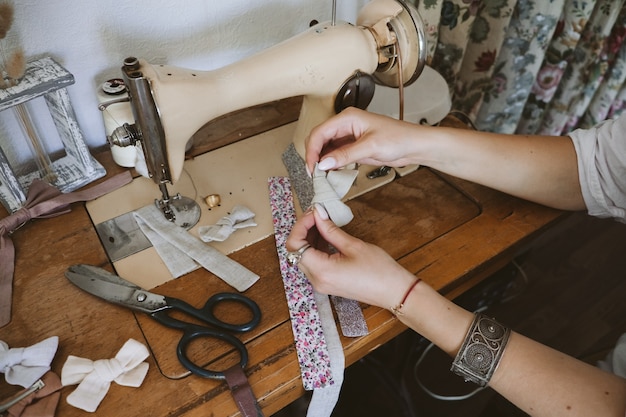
268;176;333;391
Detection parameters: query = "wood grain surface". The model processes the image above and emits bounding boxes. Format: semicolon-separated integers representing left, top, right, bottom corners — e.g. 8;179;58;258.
0;108;565;417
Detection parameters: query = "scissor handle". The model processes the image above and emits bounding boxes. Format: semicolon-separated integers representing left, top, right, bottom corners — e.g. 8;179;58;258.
176;325;249;380
162;292;261;332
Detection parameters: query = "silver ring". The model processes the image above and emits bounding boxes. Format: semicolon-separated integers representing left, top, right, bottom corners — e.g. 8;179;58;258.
286;244;312;266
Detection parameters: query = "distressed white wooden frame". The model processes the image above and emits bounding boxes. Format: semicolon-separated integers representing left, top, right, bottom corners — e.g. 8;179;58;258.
0;56;105;212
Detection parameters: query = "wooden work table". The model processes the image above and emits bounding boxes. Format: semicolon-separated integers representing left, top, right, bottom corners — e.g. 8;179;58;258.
0;102;565;416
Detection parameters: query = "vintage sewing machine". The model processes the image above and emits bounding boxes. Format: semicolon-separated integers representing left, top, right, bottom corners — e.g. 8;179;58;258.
89;0;450;289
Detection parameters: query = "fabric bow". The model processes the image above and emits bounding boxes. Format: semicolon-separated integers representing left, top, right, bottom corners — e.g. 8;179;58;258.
311;163;358;227
198;205;257;242
61;339;149;413
0;172;132;328
0;336;59;388
5;371;62;417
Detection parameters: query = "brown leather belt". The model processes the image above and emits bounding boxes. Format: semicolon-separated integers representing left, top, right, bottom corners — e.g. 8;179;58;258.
224;365;264;417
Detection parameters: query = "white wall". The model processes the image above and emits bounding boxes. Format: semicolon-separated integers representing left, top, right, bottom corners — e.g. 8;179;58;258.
1;0;365;162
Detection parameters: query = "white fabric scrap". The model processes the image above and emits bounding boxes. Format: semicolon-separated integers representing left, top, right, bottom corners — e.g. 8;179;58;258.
61;338;149;413
598;332;626;378
198;205;257;242
133;204;259;291
306;291;345;417
0;336;59;388
311;163;358;227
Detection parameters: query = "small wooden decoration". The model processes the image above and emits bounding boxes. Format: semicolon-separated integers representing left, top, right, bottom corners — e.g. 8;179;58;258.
0;56;106;212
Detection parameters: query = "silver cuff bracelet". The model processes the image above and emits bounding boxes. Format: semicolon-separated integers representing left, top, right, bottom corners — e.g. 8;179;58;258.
451;313;511;387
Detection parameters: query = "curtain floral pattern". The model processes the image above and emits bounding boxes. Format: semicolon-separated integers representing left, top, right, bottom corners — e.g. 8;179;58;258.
412;0;626;135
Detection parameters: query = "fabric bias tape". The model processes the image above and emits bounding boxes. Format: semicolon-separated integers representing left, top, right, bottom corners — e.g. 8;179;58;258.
267;176;333;390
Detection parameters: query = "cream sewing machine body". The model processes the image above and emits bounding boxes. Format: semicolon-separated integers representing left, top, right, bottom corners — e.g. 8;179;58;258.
126;21;378;183
111;0;427;219
90;0;450;289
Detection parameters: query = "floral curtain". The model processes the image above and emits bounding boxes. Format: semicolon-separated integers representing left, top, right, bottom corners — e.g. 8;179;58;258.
412;0;626;135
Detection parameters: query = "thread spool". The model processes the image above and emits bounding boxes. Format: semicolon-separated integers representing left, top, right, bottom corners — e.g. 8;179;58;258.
96;78;137;167
204;194;221;208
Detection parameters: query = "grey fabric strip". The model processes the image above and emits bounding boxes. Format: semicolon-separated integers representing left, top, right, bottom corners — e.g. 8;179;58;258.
282;144;369;338
133;205;259;291
281;143;314;210
330;296;369;337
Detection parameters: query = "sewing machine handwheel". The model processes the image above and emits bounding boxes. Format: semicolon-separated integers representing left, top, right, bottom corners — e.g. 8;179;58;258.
366;0;427;88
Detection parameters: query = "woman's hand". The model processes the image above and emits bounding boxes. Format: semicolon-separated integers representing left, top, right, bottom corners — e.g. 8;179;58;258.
306;107;585;211
286;205;416;309
304;107;427;174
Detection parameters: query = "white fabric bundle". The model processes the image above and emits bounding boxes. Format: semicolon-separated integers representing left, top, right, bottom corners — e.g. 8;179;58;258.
0;336;58;388
61;339;149;412
311;163;358;227
133;204;259;291
198;205;257;242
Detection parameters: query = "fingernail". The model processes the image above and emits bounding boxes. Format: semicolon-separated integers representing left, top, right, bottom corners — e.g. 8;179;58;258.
314;203;329;220
305;165;312;178
317;157;336;171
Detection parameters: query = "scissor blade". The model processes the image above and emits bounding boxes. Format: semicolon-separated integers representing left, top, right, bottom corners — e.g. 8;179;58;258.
67;264;140;288
65;264;167;314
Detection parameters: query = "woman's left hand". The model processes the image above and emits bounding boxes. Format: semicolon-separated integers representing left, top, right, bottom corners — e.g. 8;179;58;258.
286;205;416;309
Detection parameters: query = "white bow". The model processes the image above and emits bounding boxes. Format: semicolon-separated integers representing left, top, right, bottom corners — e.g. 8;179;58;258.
311;163;358;227
199;205;257;242
61;339;149;413
0;336;58;388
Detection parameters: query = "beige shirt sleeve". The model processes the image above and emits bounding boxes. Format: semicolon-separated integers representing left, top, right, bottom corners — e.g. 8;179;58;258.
568;114;626;223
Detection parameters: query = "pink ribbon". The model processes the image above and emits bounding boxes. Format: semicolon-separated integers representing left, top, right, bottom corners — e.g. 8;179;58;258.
0;172;133;328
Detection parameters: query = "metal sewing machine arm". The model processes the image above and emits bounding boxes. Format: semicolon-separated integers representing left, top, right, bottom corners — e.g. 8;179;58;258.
117;58;179;222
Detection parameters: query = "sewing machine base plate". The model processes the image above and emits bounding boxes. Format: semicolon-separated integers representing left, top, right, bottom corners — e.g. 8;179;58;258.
94;195;200;263
87;122;395;289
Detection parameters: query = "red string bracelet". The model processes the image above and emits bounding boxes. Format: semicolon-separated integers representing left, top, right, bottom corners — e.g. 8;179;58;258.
390;278;421;316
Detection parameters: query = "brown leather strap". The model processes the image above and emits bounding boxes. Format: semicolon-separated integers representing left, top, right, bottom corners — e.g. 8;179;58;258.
0;172;133;328
223;365;264;417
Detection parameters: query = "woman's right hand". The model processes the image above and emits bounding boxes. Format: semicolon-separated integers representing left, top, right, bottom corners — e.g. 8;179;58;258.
304;107;427;174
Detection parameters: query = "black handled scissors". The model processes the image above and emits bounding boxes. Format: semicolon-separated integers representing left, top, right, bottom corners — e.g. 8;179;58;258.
65;264;261;379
